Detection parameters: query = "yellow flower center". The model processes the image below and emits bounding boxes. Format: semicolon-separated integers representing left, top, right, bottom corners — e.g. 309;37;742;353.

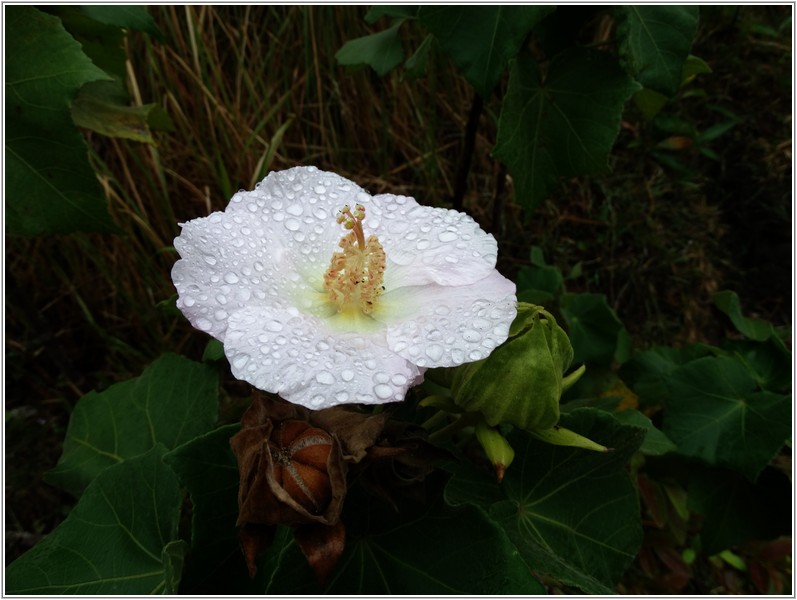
323;204;386;316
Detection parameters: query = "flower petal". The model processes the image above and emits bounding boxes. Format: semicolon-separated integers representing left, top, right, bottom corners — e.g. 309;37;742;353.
224;305;423;410
382;270;517;368
172;167;375;340
366;193;499;289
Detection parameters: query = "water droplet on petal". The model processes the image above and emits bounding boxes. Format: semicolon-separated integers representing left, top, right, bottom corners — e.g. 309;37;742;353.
314;185;326;194
434;305;450;316
416;240;431;250
438;230;458;242
265;320;283;332
287;203;303;216
463;329;482;343
182;295;196;307
373;384;393;400
373;372;390;384
285;218;301;231
232;353;249;370
224;272;239;284
365;359;377;369
341;369;355;382
203;255;217;266
391;374;408;386
214;309;228;321
216;294;227;305
316;371;335;385
196;317;212;331
335;391;349;403
425;344;444;361
310;395;325;407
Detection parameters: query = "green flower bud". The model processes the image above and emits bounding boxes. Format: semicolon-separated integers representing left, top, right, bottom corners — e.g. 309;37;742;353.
475;422;515;482
449;303;579;432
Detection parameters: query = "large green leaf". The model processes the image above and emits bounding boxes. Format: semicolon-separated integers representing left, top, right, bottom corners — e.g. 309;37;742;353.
713;290;778;342
446;409;646;593
493;49;639;214
6;445;183;594
5;6;117;235
687;464;792;555
267;482;545;595
78;5;163;39
615;6;700;96
46;353;219;496
166;427;544;595
417;6;554;98
663;356;791;481
163;424;255;594
71;80;160;144
561;292;632;366
335;22;405;77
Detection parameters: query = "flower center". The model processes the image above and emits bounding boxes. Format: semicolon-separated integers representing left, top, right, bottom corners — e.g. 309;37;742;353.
323;204;386;316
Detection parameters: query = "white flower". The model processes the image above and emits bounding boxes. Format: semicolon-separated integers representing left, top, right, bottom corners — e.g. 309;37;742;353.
172;166;517;410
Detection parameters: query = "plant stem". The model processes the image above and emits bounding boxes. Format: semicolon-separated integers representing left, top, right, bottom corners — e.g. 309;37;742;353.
451;91;484;212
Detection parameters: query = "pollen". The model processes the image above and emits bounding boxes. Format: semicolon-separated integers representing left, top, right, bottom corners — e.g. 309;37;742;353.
323;204;386;315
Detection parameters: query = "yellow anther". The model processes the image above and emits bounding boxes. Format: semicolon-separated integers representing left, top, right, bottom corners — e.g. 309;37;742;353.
323;203;386;316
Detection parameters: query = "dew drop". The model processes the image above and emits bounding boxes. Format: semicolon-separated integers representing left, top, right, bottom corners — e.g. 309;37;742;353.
451;348;465;363
316;371;335;385
391;374;408;386
310;395;326;407
365;359;377;369
224;272;239;284
416;239;431;250
472;318;491;330
216;294;227;305
232;353;249;370
182;295;196;307
314;185;326;194
265;320;283;332
373;372;390;384
434;305;450;316
438;230;458;242
335;391;349;403
341;369;355;382
425;344;444;361
463;329;482;343
203;254;217;266
196;317;212;331
214;309;228;321
469;350;483;361
287;203;303;216
285;218;301;231
374;384;393;400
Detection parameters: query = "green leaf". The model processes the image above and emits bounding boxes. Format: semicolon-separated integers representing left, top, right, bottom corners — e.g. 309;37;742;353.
612;409;677;456
561;292;631;366
162;540;190;595
713;290;776;342
163;425;253;594
266;483;546;594
335;22;405;77
494;49;639;214
403;33;434;79
687;465;792;554
663;356;791;480
417;6;554;98
445;409;646;593
78;5;163;39
46;353;219;496
72;80;159;144
6;445;183;594
365;5;419;24
615;6;700;96
5;6;117;235
722;338;792;393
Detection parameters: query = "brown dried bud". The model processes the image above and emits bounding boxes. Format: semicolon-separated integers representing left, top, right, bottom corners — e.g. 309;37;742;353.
271;420;333;514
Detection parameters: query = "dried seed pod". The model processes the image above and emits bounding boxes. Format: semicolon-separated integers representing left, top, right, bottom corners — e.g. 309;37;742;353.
271;420;333;514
